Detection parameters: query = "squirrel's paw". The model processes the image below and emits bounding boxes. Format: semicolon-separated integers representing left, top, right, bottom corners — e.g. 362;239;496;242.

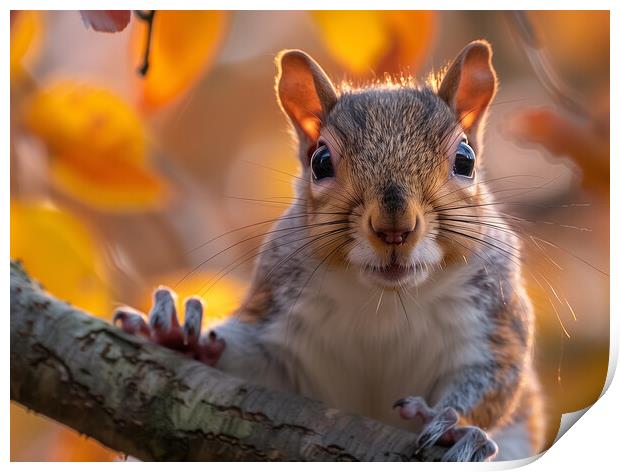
113;287;225;367
393;396;498;462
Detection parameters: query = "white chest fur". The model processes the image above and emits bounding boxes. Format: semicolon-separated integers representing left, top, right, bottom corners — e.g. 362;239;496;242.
265;261;491;429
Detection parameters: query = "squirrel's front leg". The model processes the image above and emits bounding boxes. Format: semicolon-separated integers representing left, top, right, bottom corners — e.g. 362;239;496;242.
114;287;227;365
394;362;523;462
113;287;279;383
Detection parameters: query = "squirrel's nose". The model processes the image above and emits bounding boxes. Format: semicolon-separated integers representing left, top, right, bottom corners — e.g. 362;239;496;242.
371;221;414;245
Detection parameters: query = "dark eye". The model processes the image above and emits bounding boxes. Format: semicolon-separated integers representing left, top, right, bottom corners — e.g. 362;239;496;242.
311;144;335;181
453;141;475;178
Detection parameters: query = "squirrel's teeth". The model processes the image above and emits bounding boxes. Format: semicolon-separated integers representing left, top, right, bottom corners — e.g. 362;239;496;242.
370;263;414;282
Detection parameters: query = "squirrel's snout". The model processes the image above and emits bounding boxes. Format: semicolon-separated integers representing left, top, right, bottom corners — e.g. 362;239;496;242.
366;185;424;249
371;222;413;245
369;211;420;247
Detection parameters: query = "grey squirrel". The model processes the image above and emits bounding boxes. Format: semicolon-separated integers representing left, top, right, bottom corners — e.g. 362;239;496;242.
114;40;545;461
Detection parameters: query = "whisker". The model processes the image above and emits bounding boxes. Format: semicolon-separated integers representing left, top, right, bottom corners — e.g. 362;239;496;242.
434;209;592;233
529;271;571;339
241;160;364;210
177;219;352;287
430;231;497;274
426;174;546;208
186;210;354;255
439;226;523;265
431;174;564;213
396;289;411;329
436;216;569;274
261;227;354;285
224;194;359;215
198;227;351;297
433;183;558;212
531;236;608;277
565;297;578;321
375;289;385;316
436;222;577;340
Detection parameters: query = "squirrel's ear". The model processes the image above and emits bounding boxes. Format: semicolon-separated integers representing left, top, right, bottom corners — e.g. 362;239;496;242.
438;40;497;139
276;50;337;154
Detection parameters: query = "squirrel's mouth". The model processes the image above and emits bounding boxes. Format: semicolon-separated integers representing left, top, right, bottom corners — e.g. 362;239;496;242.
364;262;421;285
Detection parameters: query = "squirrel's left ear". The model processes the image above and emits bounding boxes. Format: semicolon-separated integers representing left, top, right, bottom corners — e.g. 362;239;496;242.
276;50;337;161
439;40;497;142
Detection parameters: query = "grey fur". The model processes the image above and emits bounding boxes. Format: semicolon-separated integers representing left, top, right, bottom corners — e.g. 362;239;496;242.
325;87;456;202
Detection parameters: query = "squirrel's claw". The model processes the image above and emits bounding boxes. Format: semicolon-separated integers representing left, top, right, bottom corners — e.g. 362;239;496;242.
148;287;187;349
183;297;203;348
394;396;497;462
415;406;459;452
149;287;179;333
113;307;150;337
393;396;436;423
441;426;498;462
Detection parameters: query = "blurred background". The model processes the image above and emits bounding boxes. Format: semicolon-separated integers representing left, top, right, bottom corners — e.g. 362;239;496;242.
10;10;609;461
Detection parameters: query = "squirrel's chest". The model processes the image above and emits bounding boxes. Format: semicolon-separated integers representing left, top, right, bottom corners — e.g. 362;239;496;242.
268;266;490;427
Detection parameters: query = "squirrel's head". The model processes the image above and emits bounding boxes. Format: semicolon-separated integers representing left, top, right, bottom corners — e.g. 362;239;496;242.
275;41;498;289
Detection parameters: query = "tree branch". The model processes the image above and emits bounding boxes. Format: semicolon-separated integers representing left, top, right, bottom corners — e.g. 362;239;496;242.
10;261;443;461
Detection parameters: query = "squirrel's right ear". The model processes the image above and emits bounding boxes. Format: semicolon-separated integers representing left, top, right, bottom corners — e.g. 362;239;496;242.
438;40;497;143
276;50;337;156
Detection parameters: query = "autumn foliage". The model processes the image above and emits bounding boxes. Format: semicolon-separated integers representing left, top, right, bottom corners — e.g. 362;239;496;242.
10;10;609;461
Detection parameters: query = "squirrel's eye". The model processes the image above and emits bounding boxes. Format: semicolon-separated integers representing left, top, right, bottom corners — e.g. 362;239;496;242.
311;144;335;181
453;141;475;178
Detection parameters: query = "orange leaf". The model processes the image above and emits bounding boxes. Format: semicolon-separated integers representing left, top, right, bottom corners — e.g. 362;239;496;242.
132;11;228;109
51;153;168;211
311;11;435;77
22;81;169;211
507;107;609;196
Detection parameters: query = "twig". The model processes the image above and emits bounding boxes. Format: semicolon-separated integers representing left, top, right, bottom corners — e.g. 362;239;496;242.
135;10;156;77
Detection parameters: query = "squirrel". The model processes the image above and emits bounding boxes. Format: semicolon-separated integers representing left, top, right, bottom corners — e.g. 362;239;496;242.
114;40;545;462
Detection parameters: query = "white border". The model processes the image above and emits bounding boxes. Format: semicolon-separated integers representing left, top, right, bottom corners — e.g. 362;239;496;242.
2;1;618;10
3;2;616;469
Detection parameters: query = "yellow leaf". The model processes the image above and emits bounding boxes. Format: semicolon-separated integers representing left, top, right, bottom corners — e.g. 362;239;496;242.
22;81;169;211
10;200;112;317
10;11;43;81
312;11;435;76
136;271;248;327
133;11;228;109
